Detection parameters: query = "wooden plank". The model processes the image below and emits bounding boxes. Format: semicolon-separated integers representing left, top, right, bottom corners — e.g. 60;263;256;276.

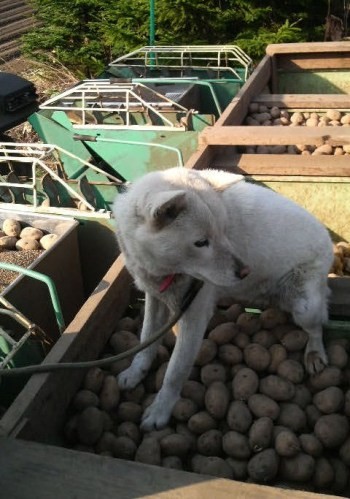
0;256;132;442
215;54;272;127
276;55;350;71
185;144;214;170
199;126;350;147
266;42;350;56
0;437;340;499
254;94;350;109
214;154;350;177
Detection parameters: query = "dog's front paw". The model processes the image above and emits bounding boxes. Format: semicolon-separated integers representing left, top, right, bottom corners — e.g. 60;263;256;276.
305;349;328;375
118;364;147;390
140;396;174;431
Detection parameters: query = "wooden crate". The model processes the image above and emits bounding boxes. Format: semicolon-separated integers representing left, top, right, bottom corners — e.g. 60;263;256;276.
0;256;343;499
187;42;350;317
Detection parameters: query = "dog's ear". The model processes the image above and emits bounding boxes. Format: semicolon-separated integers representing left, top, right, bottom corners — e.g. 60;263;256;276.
199;170;244;191
149;190;186;228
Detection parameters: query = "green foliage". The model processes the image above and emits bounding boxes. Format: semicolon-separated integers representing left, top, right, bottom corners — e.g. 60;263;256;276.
236;20;305;60
23;0;331;77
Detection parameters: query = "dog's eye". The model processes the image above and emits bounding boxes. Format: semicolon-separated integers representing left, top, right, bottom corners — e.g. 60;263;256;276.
194;239;209;248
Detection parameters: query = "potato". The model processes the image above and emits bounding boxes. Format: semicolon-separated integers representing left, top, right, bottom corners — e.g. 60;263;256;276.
116;421;141;445
77;406;104;445
226;400;253;433
200;363;226;386
222;431;251;459
314;414;349;448
232;367;259;400
313;386;344;414
109;330;139;354
197;429;222;456
204;381;230;420
330;458;349;494
224;303;244;322
243;343;271;371
274;429;300;457
232;332;250;349
277;403;307;433
95;431;117;454
124;383;145;404
281;329;308;351
73;389;99;411
191;455;233;479
176;423;197;451
218;344;242;365
188;411;217;434
116;401;142;423
291;384;312;409
162;456;183;470
305;404;322;429
109;357;131;376
226;458;248;480
248;417;273;452
208;322;238;344
248;394;280;420
83;367;105;393
99;375;120;411
64;414;79;444
0;235;17;249
276;359;304;384
195;339;217;366
144;427;173;442
299;433;323;457
268;344;287;373
279;453;315;482
155;362;168;391
2;218;21;237
344;389;350;417
260;308;287;329
16;237;40;250
308;366;342;391
326;343;348;369
172;397;197;422
236;312;261;335
247;449;279;483
160;433;191;457
20;226;44;240
259;375;295;401
135;437;161;466
116;316;139;333
181;380;206;408
39;233;58;250
252;330;276;349
339;437;350;466
313;457;334;489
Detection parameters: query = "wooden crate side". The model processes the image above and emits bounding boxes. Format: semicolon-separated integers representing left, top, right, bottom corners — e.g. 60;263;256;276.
253;94;350;109
0;437;340;499
0;256;132;443
199;126;350;147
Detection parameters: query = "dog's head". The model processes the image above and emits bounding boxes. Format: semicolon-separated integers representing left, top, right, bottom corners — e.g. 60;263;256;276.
114;168;249;288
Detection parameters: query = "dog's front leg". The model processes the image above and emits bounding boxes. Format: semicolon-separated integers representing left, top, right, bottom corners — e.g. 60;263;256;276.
141;284;216;431
118;292;170;390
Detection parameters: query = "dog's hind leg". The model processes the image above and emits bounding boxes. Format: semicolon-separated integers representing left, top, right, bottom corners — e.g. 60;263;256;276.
141;284;216;431
118;293;170;390
289;279;329;375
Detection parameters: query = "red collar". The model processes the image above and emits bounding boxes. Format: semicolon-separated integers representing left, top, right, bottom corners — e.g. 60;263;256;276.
159;274;176;292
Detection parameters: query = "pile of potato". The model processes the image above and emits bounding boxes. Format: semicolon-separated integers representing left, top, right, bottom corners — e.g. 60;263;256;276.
63;300;350;494
0;218;58;251
243;104;350;155
330;241;350;277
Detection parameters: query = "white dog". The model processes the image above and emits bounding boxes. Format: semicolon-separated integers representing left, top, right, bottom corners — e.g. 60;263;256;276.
113;167;333;431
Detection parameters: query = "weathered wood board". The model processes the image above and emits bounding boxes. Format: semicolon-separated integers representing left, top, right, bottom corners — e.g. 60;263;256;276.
0;438;341;499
